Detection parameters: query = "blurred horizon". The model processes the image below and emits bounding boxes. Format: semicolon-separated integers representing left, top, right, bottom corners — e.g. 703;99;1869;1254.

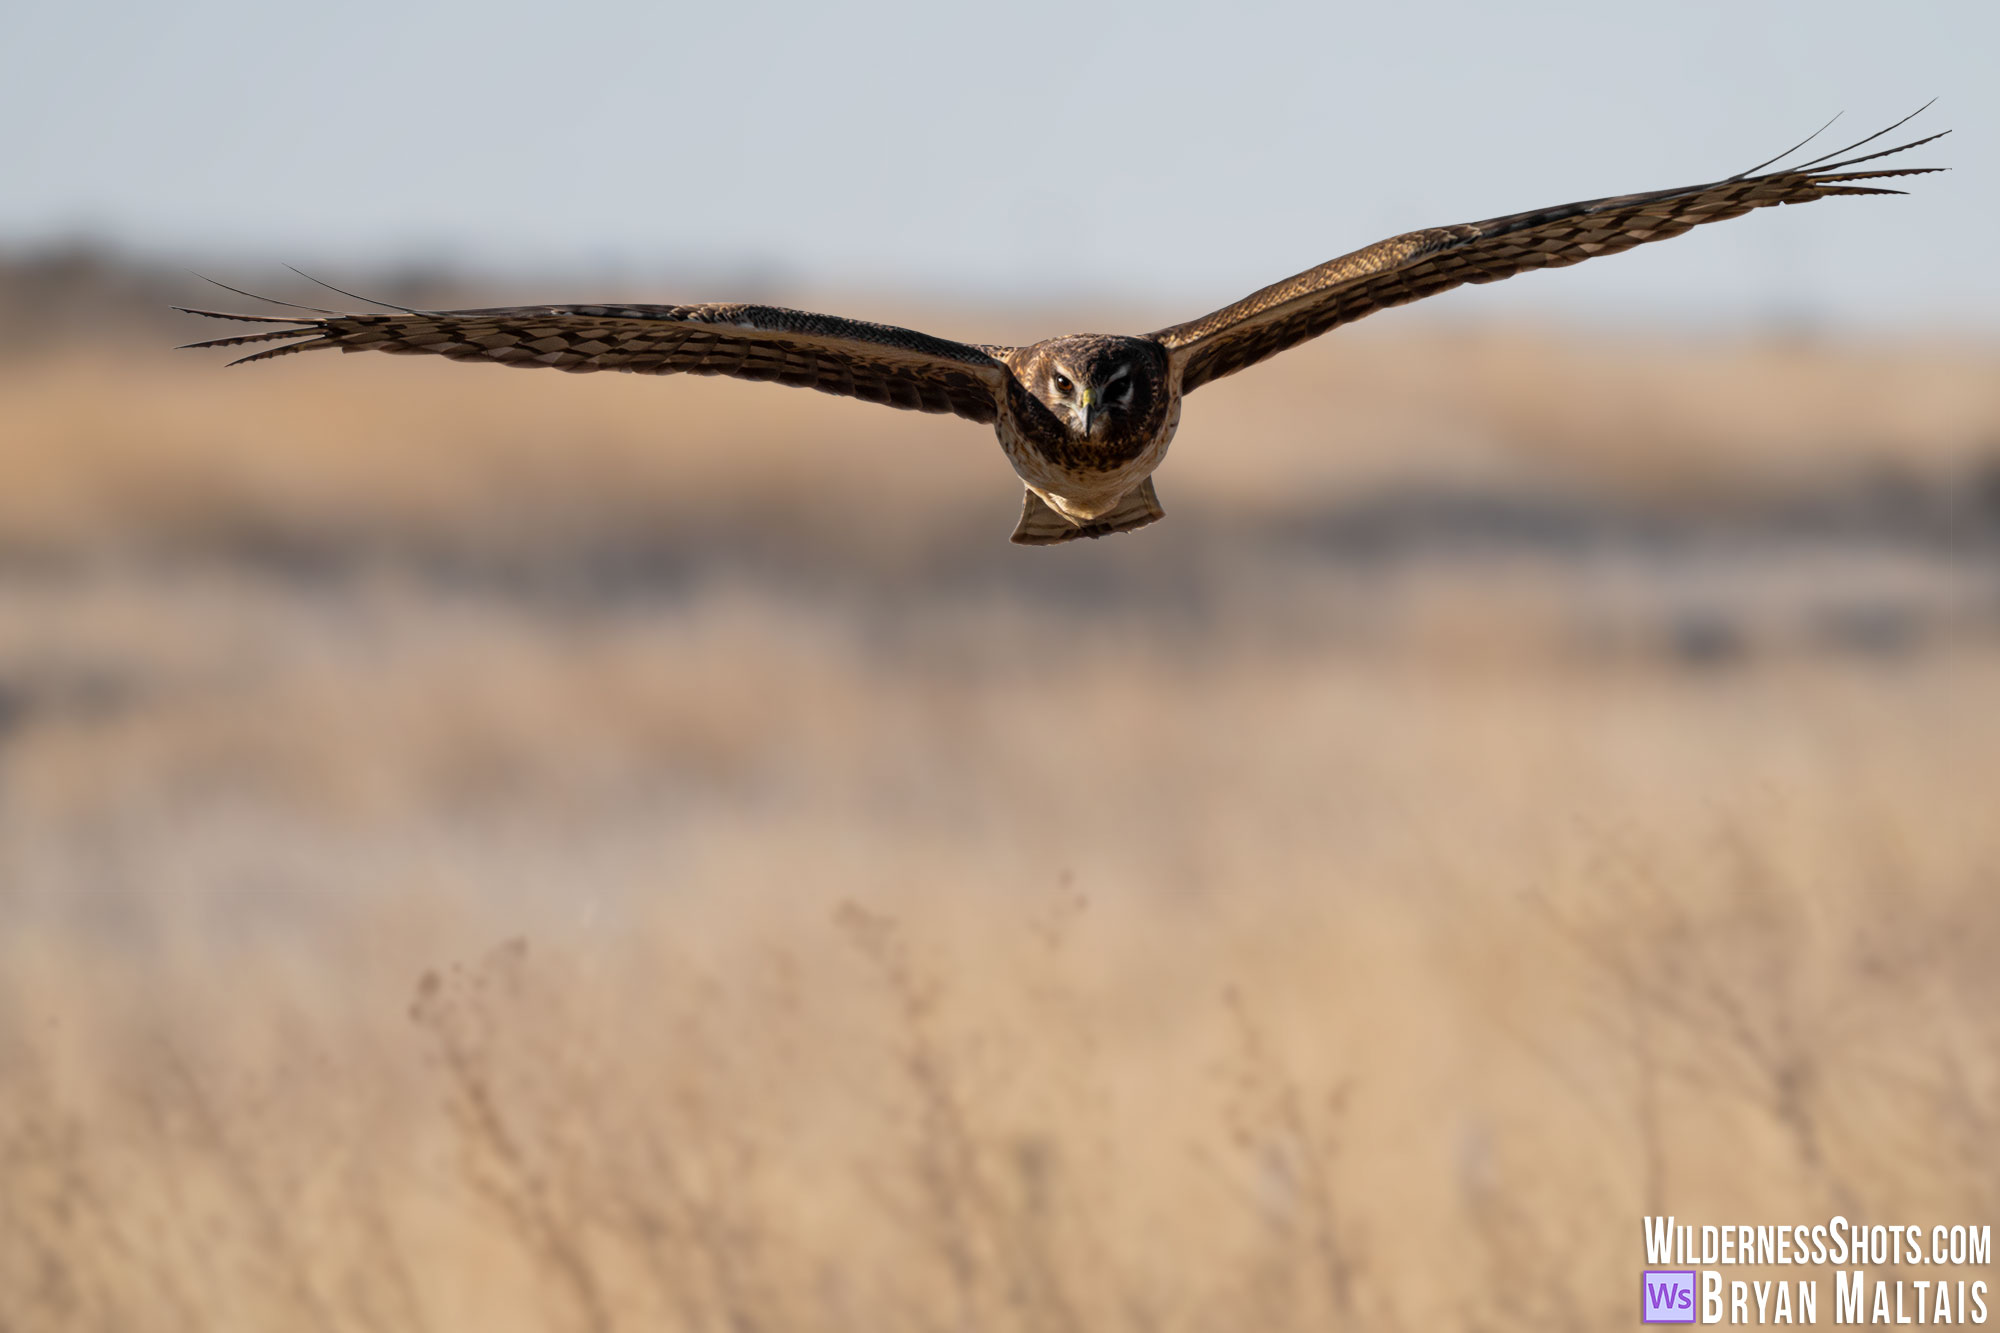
3;0;1990;332
6;243;1999;602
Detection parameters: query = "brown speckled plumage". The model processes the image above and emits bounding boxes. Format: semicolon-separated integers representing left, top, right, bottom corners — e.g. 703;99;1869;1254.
181;302;1012;421
180;118;1945;547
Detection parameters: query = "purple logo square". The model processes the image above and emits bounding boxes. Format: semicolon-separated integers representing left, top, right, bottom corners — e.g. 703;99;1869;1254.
1643;1270;1696;1323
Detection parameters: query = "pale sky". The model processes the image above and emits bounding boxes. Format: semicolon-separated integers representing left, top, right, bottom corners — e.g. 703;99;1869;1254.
2;0;1989;330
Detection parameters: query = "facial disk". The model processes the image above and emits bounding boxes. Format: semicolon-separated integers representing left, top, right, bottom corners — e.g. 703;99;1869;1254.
1037;347;1141;439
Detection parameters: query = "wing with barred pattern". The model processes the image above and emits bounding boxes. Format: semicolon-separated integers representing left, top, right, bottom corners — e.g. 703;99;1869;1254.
178;301;1012;424
1153;122;1947;394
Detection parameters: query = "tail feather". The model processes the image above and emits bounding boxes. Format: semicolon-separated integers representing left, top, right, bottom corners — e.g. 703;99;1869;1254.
1011;478;1165;546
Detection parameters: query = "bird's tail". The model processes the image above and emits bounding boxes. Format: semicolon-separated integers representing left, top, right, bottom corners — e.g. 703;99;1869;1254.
1011;478;1164;546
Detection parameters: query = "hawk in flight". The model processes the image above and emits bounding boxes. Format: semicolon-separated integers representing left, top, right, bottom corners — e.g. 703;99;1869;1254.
182;115;1944;546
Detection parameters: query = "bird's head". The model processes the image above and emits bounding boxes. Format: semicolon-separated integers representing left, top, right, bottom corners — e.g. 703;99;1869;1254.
1025;335;1164;444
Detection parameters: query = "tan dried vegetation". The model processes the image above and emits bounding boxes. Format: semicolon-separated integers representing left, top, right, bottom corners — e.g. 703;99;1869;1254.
1;320;1998;1331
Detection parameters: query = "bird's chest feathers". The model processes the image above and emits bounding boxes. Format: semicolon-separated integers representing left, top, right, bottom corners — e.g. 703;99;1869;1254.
996;392;1176;516
997;379;1177;497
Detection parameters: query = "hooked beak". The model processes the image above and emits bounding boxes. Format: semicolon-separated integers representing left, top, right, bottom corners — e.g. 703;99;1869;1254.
1079;386;1097;436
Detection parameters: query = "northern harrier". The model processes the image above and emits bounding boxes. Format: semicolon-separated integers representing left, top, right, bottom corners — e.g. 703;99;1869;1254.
181;115;1945;546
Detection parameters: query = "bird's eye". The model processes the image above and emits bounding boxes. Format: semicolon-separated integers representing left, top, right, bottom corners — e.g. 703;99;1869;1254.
1052;373;1073;396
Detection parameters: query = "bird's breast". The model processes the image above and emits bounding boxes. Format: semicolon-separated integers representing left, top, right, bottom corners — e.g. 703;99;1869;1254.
996;382;1181;520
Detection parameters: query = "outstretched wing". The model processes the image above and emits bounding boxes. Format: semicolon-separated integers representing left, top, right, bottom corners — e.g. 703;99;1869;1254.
178;301;1012;423
1153;117;1948;394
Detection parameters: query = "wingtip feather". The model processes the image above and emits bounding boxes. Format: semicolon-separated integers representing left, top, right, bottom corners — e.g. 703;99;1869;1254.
178;326;321;351
174;305;324;325
224;338;331;367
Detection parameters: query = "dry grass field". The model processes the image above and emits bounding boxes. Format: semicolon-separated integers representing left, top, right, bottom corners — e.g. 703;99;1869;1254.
2;279;1999;1331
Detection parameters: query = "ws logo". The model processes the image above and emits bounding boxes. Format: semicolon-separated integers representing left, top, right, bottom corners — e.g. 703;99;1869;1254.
1644;1271;1697;1323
